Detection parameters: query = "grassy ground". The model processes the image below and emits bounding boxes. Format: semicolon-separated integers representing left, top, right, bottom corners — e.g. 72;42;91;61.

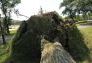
0;26;92;63
0;30;17;63
78;27;92;63
0;44;9;63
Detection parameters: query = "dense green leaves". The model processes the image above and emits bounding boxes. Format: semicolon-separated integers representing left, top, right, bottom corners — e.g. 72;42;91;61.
60;0;92;18
0;0;20;8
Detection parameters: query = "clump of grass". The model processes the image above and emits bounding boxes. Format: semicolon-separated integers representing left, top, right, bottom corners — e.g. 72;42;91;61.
0;44;10;63
67;26;90;62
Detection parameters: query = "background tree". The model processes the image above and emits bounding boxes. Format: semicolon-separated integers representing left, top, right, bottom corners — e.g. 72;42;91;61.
0;0;21;44
60;0;92;20
0;0;21;34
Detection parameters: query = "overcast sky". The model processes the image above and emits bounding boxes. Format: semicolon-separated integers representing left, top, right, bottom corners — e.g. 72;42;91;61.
11;0;63;20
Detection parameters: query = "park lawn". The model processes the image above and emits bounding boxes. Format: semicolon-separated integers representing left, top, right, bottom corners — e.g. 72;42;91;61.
0;44;9;63
78;27;92;63
0;27;92;63
0;30;17;63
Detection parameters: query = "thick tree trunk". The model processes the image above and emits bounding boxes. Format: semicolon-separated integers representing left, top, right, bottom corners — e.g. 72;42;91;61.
41;39;76;63
4;15;10;34
0;19;6;44
1;0;10;34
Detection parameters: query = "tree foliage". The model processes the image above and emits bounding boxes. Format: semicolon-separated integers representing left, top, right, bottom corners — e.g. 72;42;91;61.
0;0;21;34
60;0;92;19
0;0;21;44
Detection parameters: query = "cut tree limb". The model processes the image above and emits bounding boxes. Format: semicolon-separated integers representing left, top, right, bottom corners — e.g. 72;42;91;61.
40;39;76;63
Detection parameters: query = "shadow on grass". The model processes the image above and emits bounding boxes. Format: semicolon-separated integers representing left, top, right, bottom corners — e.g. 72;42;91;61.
68;26;90;62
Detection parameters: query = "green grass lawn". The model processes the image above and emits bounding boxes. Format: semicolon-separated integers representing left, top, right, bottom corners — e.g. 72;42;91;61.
0;44;9;63
0;27;92;63
0;30;17;63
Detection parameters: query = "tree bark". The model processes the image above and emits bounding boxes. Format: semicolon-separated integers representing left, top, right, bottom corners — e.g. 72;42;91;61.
0;18;6;44
1;0;10;34
4;14;10;34
41;39;76;63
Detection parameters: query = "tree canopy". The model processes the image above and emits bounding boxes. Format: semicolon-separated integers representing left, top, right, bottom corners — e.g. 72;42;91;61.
60;0;92;18
0;0;21;32
0;0;21;44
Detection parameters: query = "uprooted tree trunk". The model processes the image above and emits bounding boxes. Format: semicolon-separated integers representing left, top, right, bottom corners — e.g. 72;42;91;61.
40;39;76;63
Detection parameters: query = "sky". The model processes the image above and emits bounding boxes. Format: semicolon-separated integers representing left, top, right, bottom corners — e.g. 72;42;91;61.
11;0;64;21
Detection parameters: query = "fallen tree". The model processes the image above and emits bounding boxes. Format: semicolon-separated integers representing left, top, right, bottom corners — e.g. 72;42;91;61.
8;12;77;63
